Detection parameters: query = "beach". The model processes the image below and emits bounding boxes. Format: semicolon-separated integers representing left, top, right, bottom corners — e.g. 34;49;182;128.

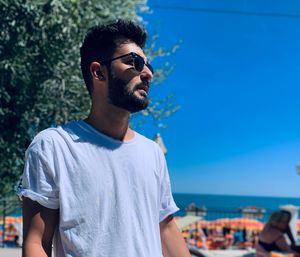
0;248;204;257
0;248;20;257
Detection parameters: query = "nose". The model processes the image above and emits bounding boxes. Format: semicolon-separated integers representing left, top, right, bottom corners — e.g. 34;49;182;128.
140;65;153;82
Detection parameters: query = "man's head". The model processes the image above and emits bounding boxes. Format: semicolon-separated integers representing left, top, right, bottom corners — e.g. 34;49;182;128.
80;20;153;113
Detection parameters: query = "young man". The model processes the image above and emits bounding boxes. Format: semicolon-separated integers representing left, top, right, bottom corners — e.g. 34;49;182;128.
18;20;190;257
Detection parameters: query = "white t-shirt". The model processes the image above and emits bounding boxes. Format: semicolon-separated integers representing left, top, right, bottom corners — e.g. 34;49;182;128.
18;120;179;257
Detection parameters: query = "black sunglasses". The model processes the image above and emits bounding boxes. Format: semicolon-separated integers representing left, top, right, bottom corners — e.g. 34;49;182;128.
101;52;154;74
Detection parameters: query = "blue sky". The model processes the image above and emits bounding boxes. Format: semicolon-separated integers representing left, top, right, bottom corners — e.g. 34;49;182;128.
138;0;300;197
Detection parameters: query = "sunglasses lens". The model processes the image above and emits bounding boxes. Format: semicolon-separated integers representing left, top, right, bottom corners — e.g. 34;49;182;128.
132;54;154;74
134;56;145;72
146;63;154;74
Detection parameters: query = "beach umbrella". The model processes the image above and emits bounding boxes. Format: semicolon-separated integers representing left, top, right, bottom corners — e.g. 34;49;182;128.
0;216;23;225
229;217;264;230
297;220;300;231
209;218;263;230
6;216;22;224
209;218;231;228
197;220;209;228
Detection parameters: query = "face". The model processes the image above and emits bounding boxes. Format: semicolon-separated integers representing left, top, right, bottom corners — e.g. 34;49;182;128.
106;42;153;113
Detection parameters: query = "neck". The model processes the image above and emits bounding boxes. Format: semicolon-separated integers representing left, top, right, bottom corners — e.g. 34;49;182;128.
85;104;134;141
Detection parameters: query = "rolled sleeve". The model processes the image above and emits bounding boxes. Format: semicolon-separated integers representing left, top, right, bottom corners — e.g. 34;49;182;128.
17;134;59;209
158;151;179;222
159;192;179;222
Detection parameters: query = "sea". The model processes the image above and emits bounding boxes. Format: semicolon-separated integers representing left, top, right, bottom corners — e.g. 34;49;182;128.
173;193;300;221
7;193;300;221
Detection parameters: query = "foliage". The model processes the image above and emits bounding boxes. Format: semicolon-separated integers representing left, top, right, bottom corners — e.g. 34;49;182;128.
0;0;179;197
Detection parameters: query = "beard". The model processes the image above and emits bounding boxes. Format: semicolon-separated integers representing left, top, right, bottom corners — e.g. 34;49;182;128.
107;71;149;113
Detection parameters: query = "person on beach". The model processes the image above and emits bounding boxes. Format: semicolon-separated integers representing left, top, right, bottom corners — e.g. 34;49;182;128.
256;210;300;257
18;20;191;257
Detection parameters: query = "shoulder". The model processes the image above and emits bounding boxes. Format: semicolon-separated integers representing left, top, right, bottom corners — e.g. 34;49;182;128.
28;121;81;152
29;128;60;151
134;131;163;155
133;132;167;172
134;131;156;145
259;226;284;242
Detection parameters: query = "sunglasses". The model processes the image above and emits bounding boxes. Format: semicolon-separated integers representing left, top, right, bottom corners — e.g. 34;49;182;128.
101;52;154;74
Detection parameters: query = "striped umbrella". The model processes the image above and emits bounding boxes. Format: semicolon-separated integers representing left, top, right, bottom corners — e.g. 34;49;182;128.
0;216;23;224
209;217;263;230
209;218;231;228
229;217;264;230
297;220;300;231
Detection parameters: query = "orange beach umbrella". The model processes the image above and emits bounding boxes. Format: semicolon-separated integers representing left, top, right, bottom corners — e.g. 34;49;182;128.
229;218;264;230
209;217;263;231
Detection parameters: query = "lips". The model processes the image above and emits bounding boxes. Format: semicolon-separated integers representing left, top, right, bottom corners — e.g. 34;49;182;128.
135;82;149;96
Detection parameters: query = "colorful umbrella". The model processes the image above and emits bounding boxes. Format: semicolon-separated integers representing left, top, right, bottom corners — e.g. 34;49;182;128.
209;217;263;230
229;217;264;230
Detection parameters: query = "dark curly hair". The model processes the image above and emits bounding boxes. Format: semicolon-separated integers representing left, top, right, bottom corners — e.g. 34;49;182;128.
80;20;147;96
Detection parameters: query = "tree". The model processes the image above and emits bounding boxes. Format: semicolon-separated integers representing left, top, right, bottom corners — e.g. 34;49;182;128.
0;0;179;198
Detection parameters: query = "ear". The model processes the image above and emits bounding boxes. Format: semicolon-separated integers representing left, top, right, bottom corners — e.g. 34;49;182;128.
90;62;106;81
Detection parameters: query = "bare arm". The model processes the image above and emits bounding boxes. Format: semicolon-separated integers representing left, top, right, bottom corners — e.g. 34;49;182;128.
276;236;300;257
22;197;59;257
160;215;191;257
